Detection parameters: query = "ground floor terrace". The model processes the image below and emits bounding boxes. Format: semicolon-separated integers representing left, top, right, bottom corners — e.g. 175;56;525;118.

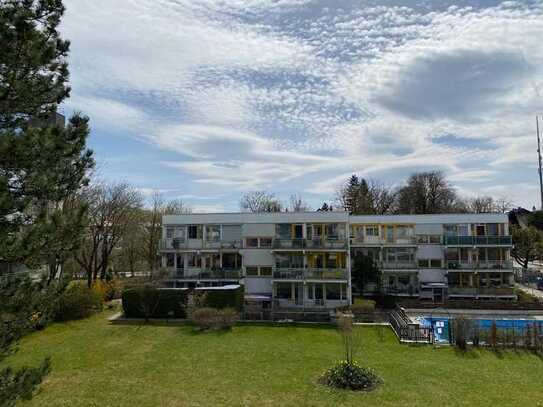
272;281;349;308
447;271;515;298
8;308;543;407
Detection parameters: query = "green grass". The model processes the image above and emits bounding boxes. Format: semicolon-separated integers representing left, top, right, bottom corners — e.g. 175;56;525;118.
6;310;543;407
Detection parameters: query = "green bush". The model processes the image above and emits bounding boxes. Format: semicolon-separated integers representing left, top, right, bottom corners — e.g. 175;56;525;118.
55;284;102;321
122;287;188;319
197;285;244;311
319;360;382;391
192;307;238;330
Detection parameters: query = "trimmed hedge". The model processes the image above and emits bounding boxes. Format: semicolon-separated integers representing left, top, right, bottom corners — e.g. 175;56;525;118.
55;284;102;321
122;287;188;319
197;285;244;311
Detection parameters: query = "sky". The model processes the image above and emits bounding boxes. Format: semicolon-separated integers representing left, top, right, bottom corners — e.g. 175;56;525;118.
59;0;543;212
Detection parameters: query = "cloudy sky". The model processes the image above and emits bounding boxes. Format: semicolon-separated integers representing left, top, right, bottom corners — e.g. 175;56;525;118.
60;0;543;212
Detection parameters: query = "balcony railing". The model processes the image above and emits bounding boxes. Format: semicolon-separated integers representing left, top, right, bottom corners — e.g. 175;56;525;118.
273;239;347;250
272;268;348;280
160;239;242;250
350;236;417;245
169;268;241;280
446;260;513;270
381;261;418;270
448;286;515;296
444;236;512;246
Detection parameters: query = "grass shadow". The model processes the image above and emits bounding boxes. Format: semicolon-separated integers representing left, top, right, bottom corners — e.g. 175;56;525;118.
453;347;480;359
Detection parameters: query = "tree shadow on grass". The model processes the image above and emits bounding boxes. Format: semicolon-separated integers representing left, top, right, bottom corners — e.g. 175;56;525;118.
453;347;480;359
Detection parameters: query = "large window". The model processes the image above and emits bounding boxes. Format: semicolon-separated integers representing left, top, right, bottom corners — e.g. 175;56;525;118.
187;253;201;268
384;248;415;263
365;225;379;236
245;267;258;276
260;237;272;248
276;283;292;299
188;225;202;239
166;227;174;239
166;253;175;267
326;284;341;300
444;224;469;236
276;224;291;239
206;225;220;241
246;238;259;248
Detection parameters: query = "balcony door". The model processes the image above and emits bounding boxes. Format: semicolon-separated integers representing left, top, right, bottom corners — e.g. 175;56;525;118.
293;224;303;239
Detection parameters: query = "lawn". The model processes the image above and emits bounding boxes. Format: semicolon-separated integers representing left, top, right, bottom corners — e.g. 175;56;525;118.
6;310;543;407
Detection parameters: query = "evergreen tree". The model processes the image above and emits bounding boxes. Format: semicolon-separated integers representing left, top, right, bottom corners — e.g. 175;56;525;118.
0;0;94;271
0;1;93;404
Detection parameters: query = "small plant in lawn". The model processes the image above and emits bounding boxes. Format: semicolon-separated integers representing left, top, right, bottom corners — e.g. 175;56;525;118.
192;307;238;331
452;315;472;351
319;311;382;391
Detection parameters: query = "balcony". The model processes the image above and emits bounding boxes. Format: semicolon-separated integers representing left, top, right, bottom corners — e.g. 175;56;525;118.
444;236;512;246
160;239;243;250
448;286;515;296
381;261;418;270
272;268;348;280
305;268;348;280
446;260;513;270
350;236;417;246
272;268;304;279
273;239;347;250
168;268;241;280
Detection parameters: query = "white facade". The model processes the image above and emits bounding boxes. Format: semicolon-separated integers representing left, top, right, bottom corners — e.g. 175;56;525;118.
160;212;515;308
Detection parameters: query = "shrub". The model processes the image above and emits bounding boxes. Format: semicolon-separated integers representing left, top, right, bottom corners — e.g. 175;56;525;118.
197;285;244;311
122;287;187;320
192;307;238;330
452;315;472;351
92;279;121;302
55;284;102;321
0;358;51;407
319;360;382;391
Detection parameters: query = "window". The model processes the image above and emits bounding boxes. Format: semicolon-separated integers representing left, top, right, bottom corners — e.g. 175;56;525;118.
166;227;174;239
166;253;175;267
246;238;259;248
418;259;429;268
475;224;486;236
188;225;201;239
326;284;341;300
308;224;323;240
187;253;201;268
259;237;272;248
206;225;220;241
260;266;272;276
326;223;339;239
276;283;291;299
429;235;441;244
430;259;442;268
365;225;379;236
245;267;258;276
293;224;303;239
487;223;499;236
396;226;412;239
326;253;337;268
276;224;291;239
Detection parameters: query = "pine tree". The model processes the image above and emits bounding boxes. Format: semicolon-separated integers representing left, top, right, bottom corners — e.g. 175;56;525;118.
0;2;94;403
0;0;94;272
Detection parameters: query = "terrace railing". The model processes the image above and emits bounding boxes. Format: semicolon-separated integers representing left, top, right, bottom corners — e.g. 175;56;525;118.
169;268;241;280
272;268;347;280
444;236;512;246
447;260;513;270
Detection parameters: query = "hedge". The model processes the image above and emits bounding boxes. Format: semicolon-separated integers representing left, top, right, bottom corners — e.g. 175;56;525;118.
122;287;188;319
197;285;244;311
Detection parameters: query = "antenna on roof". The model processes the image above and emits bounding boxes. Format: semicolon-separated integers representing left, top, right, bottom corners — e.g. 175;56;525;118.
537;116;543;211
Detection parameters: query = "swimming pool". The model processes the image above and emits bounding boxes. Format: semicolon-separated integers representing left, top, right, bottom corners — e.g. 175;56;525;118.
415;316;543;343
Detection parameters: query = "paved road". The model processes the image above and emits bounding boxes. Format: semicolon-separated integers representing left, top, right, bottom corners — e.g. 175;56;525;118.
515;283;543;299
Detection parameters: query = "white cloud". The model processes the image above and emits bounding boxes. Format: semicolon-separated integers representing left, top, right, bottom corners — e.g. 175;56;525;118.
60;0;543;209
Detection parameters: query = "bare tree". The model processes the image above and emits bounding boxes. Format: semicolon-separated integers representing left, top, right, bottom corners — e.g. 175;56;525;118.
336;175;396;214
467;196;496;213
288;194;311;212
240;191;282;213
140;193;191;275
396;171;458;214
76;183;144;287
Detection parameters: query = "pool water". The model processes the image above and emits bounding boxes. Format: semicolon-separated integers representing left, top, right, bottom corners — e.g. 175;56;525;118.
417;317;543;343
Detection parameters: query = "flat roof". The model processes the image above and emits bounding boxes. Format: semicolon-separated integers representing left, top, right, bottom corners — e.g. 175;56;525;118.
163;211;349;225
163;212;508;225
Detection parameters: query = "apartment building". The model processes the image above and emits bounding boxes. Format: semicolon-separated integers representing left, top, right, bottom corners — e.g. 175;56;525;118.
160;212;514;308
